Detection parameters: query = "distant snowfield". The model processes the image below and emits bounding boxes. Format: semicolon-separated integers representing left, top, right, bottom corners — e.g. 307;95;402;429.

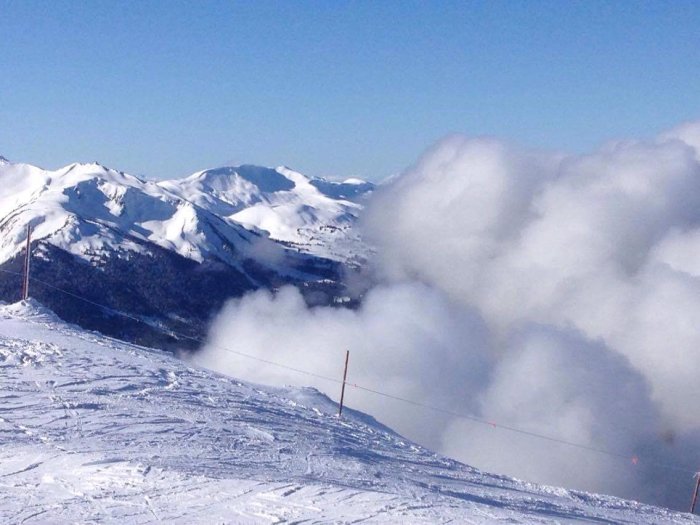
0;301;696;524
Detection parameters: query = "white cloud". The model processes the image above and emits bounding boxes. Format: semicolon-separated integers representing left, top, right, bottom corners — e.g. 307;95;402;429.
194;121;700;510
193;283;492;447
441;325;658;501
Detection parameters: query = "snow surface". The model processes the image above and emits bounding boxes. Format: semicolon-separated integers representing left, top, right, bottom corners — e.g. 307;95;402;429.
0;159;372;270
0;300;697;524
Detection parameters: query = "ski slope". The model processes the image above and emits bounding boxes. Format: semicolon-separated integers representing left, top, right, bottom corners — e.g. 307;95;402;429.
0;301;696;524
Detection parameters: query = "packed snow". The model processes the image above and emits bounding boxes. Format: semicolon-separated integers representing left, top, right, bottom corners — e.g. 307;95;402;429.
0;300;697;523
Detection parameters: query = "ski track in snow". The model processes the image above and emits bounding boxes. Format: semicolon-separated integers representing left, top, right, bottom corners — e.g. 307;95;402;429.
0;301;696;524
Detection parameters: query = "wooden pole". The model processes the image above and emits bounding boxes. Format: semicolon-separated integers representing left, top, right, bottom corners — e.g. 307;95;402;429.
338;350;349;417
22;225;31;301
691;472;700;514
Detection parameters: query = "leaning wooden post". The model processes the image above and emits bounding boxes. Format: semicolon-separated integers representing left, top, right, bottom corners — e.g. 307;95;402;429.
691;472;700;514
338;350;350;417
22;225;32;301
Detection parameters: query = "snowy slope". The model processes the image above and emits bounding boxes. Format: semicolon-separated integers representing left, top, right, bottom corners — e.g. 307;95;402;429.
0;301;696;524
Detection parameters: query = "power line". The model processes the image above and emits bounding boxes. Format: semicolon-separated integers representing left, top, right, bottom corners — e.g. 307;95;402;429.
348;383;696;475
0;265;696;476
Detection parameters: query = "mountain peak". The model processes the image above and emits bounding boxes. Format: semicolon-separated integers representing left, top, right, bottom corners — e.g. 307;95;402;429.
194;165;297;193
55;161;145;187
0;155;10;165
69;161;115;172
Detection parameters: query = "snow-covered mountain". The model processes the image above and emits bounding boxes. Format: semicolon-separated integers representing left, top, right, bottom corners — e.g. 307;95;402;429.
0;158;372;267
0;157;373;348
0;300;695;524
160;165;373;263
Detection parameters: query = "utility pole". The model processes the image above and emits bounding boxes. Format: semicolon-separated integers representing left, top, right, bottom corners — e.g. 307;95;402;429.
338;350;350;417
22;225;31;301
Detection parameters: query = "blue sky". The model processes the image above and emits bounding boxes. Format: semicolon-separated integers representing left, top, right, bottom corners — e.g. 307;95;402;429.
1;0;699;180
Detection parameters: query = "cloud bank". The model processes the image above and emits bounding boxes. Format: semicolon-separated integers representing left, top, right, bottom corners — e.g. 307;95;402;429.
193;283;492;448
193;120;700;509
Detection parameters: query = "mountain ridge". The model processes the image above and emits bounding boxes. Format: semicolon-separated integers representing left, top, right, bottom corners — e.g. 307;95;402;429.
0;157;373;266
